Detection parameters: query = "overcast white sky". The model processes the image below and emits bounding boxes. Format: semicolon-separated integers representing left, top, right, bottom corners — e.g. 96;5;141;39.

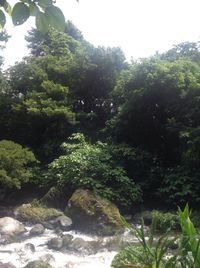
2;0;200;68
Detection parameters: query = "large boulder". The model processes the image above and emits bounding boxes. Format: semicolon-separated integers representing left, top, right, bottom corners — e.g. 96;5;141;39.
14;204;63;224
0;217;26;236
40;187;68;209
65;189;125;235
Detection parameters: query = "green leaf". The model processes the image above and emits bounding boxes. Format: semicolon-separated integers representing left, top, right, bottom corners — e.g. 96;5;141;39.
29;3;39;16
36;11;49;32
12;2;30;25
38;0;52;9
3;1;11;15
45;6;65;31
0;10;6;28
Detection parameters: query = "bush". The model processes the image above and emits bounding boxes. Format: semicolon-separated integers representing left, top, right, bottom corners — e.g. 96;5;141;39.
159;166;200;206
49;133;142;209
152;210;179;232
111;246;145;268
0;140;37;189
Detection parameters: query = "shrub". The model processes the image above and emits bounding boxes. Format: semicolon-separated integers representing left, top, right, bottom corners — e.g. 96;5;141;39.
111;245;145;268
152;210;179;232
159;166;200;206
0;140;37;189
49;133;142;209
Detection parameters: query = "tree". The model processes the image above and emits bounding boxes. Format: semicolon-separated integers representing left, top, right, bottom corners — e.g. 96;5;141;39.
0;0;68;32
2;26;79;161
0;140;37;190
108;57;200;165
161;41;200;62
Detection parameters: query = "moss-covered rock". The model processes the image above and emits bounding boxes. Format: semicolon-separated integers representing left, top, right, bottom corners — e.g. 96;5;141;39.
65;189;125;235
15;204;63;224
40;187;68;209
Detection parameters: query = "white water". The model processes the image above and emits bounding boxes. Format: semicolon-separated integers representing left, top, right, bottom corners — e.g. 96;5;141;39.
0;228;118;268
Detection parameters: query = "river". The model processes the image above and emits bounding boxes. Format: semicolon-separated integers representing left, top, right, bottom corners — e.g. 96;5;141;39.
0;226;123;267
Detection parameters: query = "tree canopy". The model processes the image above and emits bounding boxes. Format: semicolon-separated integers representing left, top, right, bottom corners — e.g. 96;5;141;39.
1;21;200;208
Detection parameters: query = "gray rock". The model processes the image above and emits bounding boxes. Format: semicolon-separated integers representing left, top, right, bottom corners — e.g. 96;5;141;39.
48;237;63;250
30;224;45;236
53;215;72;231
0;234;12;244
68;237;95;255
0;217;26;236
24;261;52;268
62;234;73;247
42;222;54;230
39;254;55;263
24;243;35;252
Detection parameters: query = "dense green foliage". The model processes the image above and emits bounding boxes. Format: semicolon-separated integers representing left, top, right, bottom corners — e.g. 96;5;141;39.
0;140;36;189
151;210;179;232
49;133;142;208
0;21;200;209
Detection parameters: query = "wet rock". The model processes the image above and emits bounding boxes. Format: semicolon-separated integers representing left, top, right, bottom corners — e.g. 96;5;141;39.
42;222;54;230
24;243;35;252
62;234;73;247
66;189;125;235
30;224;45;236
0;262;16;268
14;204;63;224
24;260;52;268
0;234;12;244
68;237;95;255
0;217;26;236
39;254;55;263
53;215;72;231
48;237;63;250
54;227;62;235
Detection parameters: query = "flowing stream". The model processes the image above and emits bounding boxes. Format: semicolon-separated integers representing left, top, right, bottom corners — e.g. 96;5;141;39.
0;226;133;268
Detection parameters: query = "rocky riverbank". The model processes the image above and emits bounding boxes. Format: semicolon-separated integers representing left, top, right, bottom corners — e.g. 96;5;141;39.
0;189;139;268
